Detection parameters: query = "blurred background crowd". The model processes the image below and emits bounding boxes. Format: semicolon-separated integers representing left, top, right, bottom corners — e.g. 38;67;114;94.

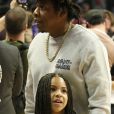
1;0;114;16
1;0;114;41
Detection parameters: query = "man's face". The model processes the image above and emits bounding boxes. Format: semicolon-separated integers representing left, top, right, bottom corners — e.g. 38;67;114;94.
34;2;61;33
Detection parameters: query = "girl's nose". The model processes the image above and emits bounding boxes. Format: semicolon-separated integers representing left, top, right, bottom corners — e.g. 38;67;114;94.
55;90;62;97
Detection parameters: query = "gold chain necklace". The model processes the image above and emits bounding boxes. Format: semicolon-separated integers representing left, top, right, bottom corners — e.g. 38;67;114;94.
46;24;73;62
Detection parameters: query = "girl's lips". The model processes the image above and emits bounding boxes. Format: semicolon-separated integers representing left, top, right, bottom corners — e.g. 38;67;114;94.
53;99;62;103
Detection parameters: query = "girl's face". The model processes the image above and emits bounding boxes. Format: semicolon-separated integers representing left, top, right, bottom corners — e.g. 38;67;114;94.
51;76;68;114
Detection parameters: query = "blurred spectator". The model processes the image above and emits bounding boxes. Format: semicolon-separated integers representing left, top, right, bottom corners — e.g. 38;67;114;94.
4;6;29;114
0;41;23;114
84;9;114;69
103;10;114;35
103;10;114;37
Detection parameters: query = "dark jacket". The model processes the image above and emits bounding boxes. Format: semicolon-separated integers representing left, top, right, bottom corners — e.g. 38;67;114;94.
5;40;28;89
5;40;28;114
0;42;23;114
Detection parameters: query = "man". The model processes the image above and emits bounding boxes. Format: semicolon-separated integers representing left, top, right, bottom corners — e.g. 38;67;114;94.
25;0;111;114
4;6;29;114
0;41;23;114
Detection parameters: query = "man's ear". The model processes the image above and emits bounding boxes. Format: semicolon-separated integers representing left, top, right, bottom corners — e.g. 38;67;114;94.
24;24;28;31
58;8;67;19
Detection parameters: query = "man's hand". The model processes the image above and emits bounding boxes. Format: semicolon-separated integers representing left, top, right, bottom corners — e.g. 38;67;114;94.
10;0;18;9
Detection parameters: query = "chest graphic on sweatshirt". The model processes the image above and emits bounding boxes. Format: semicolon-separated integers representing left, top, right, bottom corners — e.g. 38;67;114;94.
55;59;72;70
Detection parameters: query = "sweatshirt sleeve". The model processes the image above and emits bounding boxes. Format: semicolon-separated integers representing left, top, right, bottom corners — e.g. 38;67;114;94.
25;67;35;114
82;40;111;114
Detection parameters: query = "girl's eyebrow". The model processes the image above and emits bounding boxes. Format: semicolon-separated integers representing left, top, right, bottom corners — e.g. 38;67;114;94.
51;85;56;87
51;85;67;88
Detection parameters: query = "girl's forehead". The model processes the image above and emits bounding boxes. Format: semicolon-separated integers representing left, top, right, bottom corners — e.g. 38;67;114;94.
51;76;66;86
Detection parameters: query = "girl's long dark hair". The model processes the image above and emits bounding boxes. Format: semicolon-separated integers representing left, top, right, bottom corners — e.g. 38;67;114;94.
35;73;76;114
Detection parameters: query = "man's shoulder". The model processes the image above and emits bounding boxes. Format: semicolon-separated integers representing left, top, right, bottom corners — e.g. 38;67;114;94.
0;41;18;52
33;32;48;41
30;32;48;47
0;41;20;63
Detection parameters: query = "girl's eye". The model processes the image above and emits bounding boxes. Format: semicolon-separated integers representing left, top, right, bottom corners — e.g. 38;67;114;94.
62;89;67;93
51;87;56;92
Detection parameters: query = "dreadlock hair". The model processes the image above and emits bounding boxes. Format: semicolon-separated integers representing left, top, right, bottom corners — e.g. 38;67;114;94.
35;73;76;114
37;0;81;21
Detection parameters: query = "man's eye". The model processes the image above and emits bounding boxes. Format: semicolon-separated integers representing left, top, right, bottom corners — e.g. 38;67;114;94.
37;4;45;10
40;5;45;9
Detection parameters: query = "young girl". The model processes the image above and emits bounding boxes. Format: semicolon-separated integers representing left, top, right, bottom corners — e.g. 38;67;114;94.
35;73;76;114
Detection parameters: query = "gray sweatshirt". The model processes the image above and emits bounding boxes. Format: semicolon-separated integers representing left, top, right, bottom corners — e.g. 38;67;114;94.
25;24;111;114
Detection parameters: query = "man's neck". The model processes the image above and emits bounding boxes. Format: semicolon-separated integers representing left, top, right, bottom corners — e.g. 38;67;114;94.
50;22;70;38
90;23;107;33
7;31;25;43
